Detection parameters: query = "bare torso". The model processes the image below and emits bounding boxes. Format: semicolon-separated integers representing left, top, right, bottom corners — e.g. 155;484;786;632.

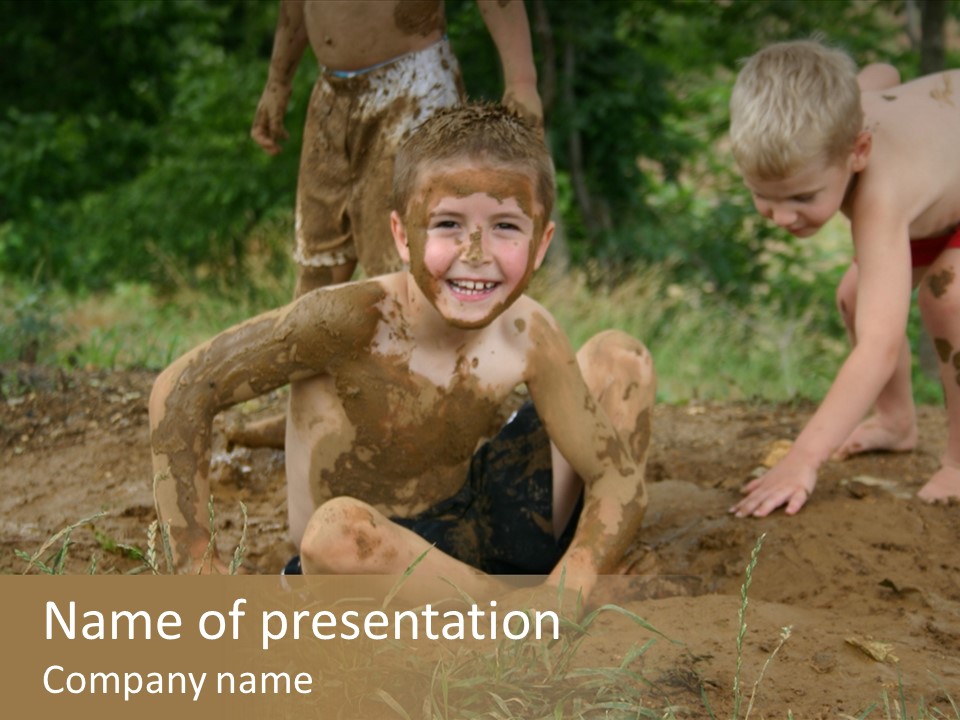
303;0;446;71
284;273;535;545
860;69;960;239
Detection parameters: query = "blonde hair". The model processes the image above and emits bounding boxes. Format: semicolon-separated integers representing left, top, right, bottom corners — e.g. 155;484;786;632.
729;39;863;179
393;103;555;220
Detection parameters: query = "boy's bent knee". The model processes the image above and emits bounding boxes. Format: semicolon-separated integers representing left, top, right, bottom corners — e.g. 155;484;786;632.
300;497;392;574
580;331;656;391
577;331;656;463
580;330;653;370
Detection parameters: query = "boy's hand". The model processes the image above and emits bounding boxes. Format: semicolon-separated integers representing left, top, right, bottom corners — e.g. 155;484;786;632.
730;454;817;518
250;80;293;155
502;82;544;136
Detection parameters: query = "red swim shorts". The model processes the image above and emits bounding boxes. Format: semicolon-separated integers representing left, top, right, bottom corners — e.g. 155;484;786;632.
911;225;960;267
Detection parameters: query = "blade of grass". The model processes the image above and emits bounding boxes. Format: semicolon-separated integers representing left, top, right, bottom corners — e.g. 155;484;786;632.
381;545;433;609
18;510;107;575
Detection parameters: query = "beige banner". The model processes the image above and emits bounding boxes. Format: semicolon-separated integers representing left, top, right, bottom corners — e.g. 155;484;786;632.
1;574;685;719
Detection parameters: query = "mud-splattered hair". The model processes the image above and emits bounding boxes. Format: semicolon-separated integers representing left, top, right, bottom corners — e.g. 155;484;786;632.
393;103;555;219
730;39;863;179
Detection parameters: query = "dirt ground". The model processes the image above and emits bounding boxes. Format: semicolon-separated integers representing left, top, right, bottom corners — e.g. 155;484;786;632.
2;363;958;717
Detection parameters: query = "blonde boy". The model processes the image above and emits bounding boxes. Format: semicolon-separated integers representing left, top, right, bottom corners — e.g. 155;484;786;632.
150;105;655;601
729;39;960;517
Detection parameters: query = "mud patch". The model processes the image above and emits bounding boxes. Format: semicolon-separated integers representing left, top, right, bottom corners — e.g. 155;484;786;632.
928;265;955;298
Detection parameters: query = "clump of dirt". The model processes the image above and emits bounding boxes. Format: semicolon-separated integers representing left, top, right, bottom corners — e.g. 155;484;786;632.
2;363;958;716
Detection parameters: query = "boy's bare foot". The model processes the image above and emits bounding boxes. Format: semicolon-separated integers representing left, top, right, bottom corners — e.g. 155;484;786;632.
917;465;960;503
226;413;286;450
832;415;917;461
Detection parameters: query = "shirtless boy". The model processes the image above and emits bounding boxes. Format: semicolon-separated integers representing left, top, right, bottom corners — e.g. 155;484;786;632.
150;105;654;602
238;0;541;450
728;39;960;517
252;0;542;297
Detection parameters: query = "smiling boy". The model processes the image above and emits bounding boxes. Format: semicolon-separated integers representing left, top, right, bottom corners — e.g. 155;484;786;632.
149;105;655;600
728;39;960;516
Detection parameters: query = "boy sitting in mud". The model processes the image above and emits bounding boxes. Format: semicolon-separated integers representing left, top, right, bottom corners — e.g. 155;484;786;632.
236;0;541;450
728;39;960;517
149;105;655;602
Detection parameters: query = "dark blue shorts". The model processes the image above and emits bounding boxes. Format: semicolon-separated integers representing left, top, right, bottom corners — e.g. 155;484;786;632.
284;402;582;575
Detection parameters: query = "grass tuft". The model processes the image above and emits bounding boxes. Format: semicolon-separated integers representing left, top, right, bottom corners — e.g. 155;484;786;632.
15;510;107;575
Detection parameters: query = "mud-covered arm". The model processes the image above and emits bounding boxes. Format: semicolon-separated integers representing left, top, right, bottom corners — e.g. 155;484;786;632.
524;314;646;598
251;0;309;155
149;285;385;571
476;0;543;130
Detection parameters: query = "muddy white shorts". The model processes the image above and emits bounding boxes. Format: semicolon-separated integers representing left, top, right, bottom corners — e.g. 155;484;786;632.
294;38;464;275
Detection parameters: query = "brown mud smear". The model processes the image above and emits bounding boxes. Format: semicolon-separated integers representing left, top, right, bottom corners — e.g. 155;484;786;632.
3;366;959;716
930;73;955;106
928;265;955;299
936;337;954;363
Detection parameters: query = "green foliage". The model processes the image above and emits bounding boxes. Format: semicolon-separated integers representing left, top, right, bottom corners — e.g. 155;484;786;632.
0;0;946;411
0;0;306;290
533;264;845;403
0;280;64;364
0;0;918;295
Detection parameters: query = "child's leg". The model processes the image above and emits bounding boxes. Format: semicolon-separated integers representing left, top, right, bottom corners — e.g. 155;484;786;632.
916;248;960;501
550;330;657;537
833;262;918;459
295;262;357;298
299;496;498;600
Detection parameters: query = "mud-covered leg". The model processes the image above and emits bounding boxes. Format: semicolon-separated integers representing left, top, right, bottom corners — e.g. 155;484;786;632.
550;330;656;537
833;262;918;459
917;249;960;502
299;496;499;601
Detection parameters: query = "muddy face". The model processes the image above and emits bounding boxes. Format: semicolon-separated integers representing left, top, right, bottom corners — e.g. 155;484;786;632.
401;163;548;328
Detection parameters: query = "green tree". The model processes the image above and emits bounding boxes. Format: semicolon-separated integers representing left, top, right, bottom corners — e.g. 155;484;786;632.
0;0;304;290
0;0;925;299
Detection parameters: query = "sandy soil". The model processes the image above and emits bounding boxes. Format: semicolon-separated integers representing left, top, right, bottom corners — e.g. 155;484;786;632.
2;363;958;717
